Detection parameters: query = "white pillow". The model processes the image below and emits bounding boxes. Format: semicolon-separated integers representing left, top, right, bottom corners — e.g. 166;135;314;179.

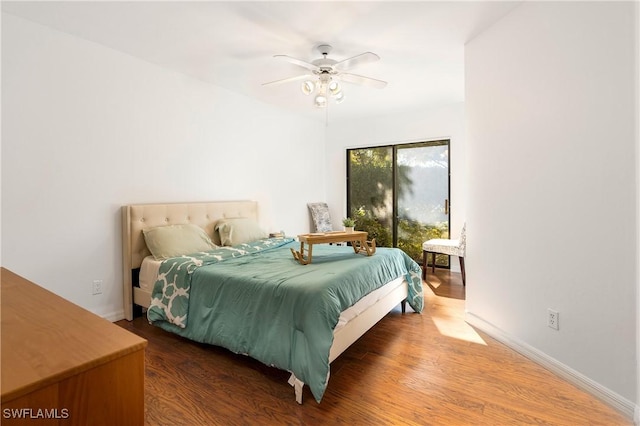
143;224;217;260
215;217;267;246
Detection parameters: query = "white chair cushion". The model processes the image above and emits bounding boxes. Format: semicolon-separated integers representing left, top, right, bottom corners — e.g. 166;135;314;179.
422;238;463;257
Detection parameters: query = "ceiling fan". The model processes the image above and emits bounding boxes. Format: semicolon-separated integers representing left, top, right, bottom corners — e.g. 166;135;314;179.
262;44;387;108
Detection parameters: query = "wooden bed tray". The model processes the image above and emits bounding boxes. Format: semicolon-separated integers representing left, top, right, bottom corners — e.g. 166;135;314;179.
121;200;408;403
292;231;376;264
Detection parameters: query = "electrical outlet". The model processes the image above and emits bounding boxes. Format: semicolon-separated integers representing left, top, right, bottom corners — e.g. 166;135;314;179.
547;308;559;330
92;280;103;295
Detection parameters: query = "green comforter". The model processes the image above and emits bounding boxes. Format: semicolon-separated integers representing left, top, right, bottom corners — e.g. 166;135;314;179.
148;238;423;402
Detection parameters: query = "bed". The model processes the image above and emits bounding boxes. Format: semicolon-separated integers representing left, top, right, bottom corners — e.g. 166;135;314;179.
121;201;424;403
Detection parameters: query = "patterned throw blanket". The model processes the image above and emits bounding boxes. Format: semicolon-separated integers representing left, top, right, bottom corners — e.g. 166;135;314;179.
147;238;294;327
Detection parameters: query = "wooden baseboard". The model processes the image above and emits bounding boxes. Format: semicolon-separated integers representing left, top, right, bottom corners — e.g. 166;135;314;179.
465;311;636;421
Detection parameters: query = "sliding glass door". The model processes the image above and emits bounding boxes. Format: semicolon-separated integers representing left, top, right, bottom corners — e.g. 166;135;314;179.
396;141;450;264
347;146;394;247
347;140;450;264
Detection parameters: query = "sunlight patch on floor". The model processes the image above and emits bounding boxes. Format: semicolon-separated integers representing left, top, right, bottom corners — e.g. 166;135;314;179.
430;314;487;345
428;280;442;289
423;270;482;344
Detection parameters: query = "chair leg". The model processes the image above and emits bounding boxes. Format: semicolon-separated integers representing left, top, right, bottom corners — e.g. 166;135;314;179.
459;257;466;286
422;250;427;280
432;253;436;273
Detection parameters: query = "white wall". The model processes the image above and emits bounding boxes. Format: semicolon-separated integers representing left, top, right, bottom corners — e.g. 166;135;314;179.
1;14;326;320
325;103;466;270
634;2;640;424
465;0;637;410
636;3;640;422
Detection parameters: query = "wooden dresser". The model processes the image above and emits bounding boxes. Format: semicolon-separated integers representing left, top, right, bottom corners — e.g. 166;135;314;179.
1;268;147;425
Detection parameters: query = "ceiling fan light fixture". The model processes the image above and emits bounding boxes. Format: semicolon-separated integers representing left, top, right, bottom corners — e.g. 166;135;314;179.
334;91;345;104
301;80;316;95
328;81;341;96
314;94;327;108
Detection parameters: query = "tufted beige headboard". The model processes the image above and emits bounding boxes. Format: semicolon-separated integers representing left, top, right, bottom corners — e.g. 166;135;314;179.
121;200;258;320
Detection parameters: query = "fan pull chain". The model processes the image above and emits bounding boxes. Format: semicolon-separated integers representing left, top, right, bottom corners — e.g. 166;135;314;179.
325;96;330;127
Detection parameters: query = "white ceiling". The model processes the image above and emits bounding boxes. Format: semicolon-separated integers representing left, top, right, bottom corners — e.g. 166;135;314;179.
2;1;521;122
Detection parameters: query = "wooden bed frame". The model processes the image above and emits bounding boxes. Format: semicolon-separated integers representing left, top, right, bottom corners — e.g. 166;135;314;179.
121;200;408;403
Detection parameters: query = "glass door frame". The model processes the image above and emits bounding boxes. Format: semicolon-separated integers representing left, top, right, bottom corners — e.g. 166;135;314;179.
346;139;451;264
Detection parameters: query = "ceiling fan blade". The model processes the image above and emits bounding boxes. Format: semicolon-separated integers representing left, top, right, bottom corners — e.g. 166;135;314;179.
273;55;319;72
262;74;313;86
338;73;388;89
333;52;380;71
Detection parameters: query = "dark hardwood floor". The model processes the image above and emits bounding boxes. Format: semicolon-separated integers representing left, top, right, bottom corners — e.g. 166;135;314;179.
117;269;630;425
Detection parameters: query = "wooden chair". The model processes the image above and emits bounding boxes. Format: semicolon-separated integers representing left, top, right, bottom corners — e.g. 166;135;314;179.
422;223;466;286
